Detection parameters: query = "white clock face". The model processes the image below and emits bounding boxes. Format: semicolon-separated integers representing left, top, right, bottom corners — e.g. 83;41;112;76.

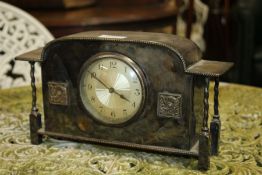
79;53;145;125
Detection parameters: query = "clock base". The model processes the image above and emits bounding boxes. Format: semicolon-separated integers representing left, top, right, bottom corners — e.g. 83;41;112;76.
33;126;211;170
37;128;201;158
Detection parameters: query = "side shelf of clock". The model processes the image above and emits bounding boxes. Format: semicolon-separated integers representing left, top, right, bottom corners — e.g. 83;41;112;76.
15;32;233;171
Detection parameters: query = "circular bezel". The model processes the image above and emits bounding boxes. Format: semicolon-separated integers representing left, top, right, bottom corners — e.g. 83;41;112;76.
78;52;147;126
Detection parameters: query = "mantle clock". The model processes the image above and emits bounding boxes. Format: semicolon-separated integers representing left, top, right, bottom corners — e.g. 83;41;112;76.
16;31;233;170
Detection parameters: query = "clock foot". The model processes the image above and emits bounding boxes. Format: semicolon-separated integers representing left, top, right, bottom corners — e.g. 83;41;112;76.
198;128;210;170
210;115;220;155
29;111;43;145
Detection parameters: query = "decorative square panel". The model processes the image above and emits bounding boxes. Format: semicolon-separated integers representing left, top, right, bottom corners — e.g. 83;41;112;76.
48;82;69;105
157;92;182;119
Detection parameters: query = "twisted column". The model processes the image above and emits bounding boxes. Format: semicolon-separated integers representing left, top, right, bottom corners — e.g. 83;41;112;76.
210;77;221;155
29;61;42;144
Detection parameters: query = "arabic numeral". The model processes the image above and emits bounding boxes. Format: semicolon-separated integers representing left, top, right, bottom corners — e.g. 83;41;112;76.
134;89;140;96
111;111;116;117
91;96;95;102
110;61;117;68
98;63;104;70
123;109;127;116
87;84;92;90
91;72;96;78
99;106;103;112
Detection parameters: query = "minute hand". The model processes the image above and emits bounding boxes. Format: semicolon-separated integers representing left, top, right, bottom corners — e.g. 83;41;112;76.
87;71;111;89
87;71;130;102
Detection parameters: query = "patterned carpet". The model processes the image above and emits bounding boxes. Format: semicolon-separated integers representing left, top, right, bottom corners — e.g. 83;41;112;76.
0;83;261;174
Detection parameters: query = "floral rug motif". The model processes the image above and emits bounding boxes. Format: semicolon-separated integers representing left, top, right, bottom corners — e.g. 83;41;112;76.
0;83;261;174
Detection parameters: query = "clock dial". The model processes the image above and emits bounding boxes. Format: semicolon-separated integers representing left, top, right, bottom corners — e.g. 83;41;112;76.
79;53;145;125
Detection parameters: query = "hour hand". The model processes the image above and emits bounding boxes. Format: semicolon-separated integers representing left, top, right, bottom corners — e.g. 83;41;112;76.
113;90;130;102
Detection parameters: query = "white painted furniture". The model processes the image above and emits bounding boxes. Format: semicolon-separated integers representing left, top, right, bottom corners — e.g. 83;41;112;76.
0;1;54;88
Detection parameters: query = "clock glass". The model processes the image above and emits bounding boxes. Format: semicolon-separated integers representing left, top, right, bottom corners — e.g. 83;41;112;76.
79;53;145;125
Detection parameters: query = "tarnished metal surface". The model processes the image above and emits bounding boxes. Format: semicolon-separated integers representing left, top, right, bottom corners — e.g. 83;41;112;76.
15;48;43;62
186;60;234;77
41;38;195;150
15;31;233;77
198;77;210;170
48;82;69;106
37;129;199;157
29;61;42;145
14;31;233;170
210;78;221;155
59;31;202;70
157;92;182;119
